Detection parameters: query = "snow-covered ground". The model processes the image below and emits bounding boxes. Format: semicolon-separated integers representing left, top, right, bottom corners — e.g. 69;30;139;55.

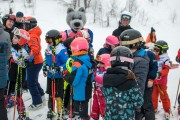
0;0;180;119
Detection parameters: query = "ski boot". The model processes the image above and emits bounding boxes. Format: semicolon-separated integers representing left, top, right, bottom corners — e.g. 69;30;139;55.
47;109;56;119
178;106;180;115
164;112;170;120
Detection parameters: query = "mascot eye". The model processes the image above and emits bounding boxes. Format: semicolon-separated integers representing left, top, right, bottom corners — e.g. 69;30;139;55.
72;16;76;20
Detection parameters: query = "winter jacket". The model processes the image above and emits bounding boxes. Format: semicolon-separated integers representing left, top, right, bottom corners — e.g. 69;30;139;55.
103;67;143;120
112;24;132;39
4;26;14;41
64;28;93;48
96;47;111;56
27;26;43;64
132;49;150;95
44;43;69;78
0;22;11;88
176;49;180;63
64;54;93;101
155;53;171;85
145;50;158;88
14;22;24;29
146;33;156;43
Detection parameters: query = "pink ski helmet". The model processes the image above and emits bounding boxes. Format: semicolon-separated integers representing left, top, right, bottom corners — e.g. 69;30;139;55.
105;35;119;46
96;54;111;68
70;37;89;56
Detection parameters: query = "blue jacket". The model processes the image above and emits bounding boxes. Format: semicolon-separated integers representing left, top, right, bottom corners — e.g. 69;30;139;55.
71;54;93;101
44;43;69;78
0;22;11;88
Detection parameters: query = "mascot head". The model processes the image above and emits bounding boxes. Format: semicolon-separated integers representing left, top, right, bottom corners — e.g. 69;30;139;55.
66;7;86;31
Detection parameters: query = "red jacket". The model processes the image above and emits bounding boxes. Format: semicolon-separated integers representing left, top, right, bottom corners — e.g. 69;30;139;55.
176;49;180;59
27;26;43;64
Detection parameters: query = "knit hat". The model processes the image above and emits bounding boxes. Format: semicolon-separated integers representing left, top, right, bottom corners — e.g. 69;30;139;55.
16;11;24;17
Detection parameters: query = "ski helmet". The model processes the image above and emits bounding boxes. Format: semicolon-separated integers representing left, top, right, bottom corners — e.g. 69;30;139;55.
75;30;90;42
121;11;132;22
120;29;144;49
96;54;111;68
110;46;134;70
154;40;168;54
14;29;30;46
45;29;62;46
24;16;37;31
2;14;16;26
70;37;89;56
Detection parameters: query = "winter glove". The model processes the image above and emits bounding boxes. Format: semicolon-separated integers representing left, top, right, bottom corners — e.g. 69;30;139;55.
43;65;48;77
147;79;154;88
156;72;161;78
12;27;20;35
17;60;26;67
24;55;34;63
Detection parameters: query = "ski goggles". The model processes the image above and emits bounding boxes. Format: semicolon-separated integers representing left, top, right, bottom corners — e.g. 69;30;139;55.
110;56;134;63
45;38;53;44
8;14;16;20
121;15;131;20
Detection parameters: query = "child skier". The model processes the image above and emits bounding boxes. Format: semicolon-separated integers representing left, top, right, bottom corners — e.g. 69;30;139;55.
102;46;144;120
90;54;110;120
96;35;119;56
9;28;30;119
43;29;69;119
176;49;180;63
64;37;93;120
152;40;171;119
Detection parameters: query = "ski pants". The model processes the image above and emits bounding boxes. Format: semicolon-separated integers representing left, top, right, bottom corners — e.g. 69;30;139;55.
152;84;171;112
73;100;89;118
0;88;8;120
27;63;44;105
141;87;155;120
90;89;105;120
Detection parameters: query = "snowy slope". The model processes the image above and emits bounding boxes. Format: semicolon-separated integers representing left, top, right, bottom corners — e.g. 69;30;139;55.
0;0;180;119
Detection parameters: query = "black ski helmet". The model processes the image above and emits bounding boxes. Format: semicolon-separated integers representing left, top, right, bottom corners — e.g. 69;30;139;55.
2;14;16;26
110;46;134;70
45;29;62;46
154;40;168;54
120;29;144;49
24;16;37;31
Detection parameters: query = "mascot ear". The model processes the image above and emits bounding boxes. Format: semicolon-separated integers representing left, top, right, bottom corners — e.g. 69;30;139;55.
78;7;85;13
67;8;74;14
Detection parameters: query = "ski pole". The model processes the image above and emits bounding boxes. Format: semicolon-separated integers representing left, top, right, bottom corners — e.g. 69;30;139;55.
174;76;180;109
13;65;20;120
70;86;73;120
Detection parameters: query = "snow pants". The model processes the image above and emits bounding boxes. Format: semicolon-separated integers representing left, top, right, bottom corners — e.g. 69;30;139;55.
0;88;8;120
152;84;170;112
90;89;105;120
27;63;44;105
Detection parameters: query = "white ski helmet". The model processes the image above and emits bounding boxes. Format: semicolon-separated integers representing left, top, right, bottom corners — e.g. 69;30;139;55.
121;11;132;22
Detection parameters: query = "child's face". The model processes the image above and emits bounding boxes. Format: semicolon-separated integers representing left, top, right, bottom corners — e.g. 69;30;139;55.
97;62;105;68
46;38;54;46
6;19;14;29
12;35;19;44
153;47;160;55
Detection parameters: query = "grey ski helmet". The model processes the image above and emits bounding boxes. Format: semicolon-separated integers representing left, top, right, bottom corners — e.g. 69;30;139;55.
120;29;144;49
110;46;134;70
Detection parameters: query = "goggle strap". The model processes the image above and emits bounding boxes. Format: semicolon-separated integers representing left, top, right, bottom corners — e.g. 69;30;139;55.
110;56;134;63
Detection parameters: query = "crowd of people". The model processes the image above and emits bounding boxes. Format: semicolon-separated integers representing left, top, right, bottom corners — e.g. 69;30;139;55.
0;9;180;120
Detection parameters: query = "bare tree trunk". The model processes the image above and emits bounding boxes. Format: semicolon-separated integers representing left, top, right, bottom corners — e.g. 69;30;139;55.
78;0;80;7
73;0;77;9
84;0;87;9
87;0;91;8
107;16;109;27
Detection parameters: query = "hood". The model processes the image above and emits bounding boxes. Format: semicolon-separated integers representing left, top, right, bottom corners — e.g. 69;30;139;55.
28;26;42;36
72;54;92;68
0;22;4;34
